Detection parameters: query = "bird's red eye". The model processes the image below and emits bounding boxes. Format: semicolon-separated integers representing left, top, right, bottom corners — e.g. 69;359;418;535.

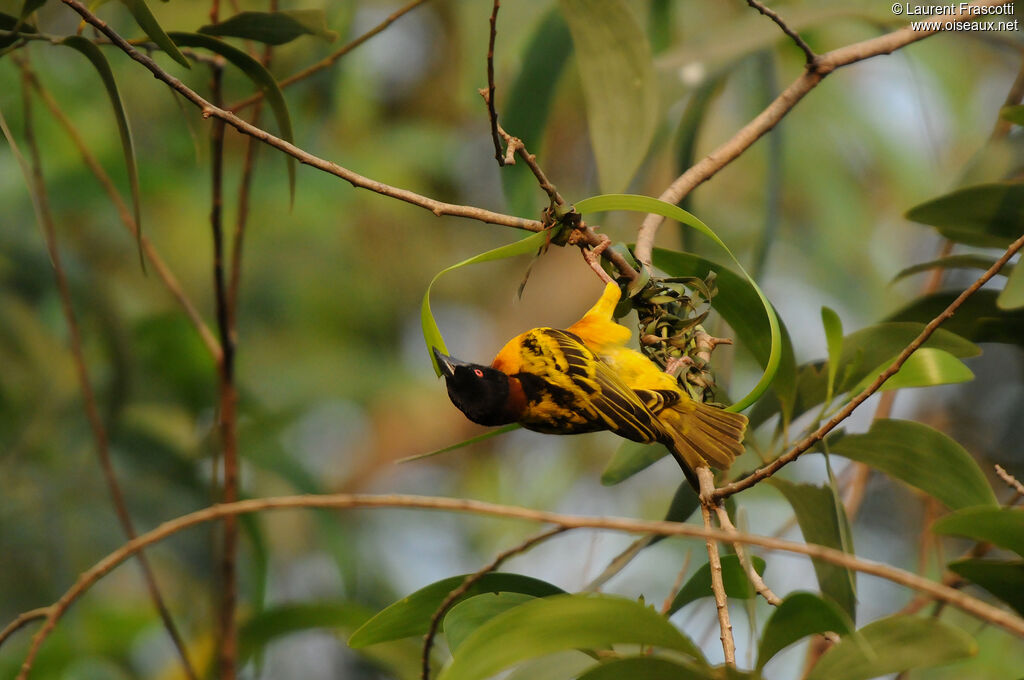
474;368;484;377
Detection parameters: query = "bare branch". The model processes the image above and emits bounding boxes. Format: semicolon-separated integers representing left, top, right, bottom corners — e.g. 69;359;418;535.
715;230;1024;500
485;0;504;166
714;505;781;606
635;0;1013;267
745;0;816;65
698;468;735;665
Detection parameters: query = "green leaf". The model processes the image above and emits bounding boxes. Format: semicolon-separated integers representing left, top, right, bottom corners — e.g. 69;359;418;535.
199;9;337;45
891;254;1004;283
601;440;670;483
770;479;857;619
756;592;855;671
558;0;658;194
444;592;536;652
947;559;1024;616
19;0;46;20
120;0;190;68
0;11;36;49
846;347;974;395
821;307;843;404
1001;104;1024;126
829;419;998;511
398;423;521;463
933;507;1024;558
666;554;767;615
501;8;572;218
60;36;143;267
348;573;564;648
998;260;1024;309
806;615;977;680
504;651;597;680
168;32;295;202
904;182;1024;248
421;227;561;375
437;594;706;680
577;656;717;680
574;194;783;413
240;602;367;663
888;290;1024;346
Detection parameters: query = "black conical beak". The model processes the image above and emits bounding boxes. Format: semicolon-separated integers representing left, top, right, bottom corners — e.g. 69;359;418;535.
433;347;471;379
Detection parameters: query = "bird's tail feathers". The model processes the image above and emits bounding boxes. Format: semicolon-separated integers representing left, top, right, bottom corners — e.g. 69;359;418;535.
661;400;747;475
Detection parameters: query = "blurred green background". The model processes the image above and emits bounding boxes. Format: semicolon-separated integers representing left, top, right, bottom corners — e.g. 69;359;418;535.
2;0;1023;677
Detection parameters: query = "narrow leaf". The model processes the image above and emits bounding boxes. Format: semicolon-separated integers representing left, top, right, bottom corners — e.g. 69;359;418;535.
574;194;784;413
120;0;190;67
504;651;597;680
601;440;671;484
757;592;854;671
398;423;521;463
892;254;1004;283
169;32;295;202
0;11;36;50
577;656;717;680
846;347;974;395
821;307;843;404
933;507;1024;558
501;8;572;217
444;592;536;652
947;558;1024;616
888;290;1024;346
829;419;998;511
421;227;561;375
806;615;977;680
240;602;368;663
348;573;564;648
905;182;1024;248
437;594;706;680
60;36;144;267
199;9;338;45
558;0;658;194
998;260;1024;309
1001;104;1024;126
667;554;767;615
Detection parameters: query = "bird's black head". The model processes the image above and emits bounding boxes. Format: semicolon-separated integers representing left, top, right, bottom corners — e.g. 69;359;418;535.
433;348;514;426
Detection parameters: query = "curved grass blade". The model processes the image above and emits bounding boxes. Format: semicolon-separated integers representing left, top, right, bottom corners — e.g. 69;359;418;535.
398;423;521;463
574;193;781;412
168;31;295;203
60;35;144;269
120;0;189;67
421;226;562;375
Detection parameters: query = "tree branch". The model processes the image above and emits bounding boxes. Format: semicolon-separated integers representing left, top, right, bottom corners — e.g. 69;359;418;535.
697;468;735;665
634;0;1013;267
744;0;816;64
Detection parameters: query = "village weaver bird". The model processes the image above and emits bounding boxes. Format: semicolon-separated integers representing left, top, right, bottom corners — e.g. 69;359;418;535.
433;282;747;487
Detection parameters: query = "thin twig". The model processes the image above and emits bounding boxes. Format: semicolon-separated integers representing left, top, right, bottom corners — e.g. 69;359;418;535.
228;0;431;112
485;0;503;166
714;230;1024;500
634;0;1013;267
697;467;735;666
995;465;1024;497
0;609;49;650
660;550;692;616
13;491;1024;677
714;505;781;606
420;527;567;680
745;0;816;65
582;534;656;592
12;70;198;680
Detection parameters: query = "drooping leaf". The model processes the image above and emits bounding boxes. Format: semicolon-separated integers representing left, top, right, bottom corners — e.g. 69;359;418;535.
770;479;857;619
398;423;521;463
845;347;974;395
998;260;1024;309
444;592;536;652
947;558;1024;616
891;254;1004;283
120;0;190;67
437;594;706;680
756;592;854;671
601;440;671;483
199;9;337;45
421;226;561;375
60;36;143;267
667;554;767;615
19;0;46;20
574;194;783;413
933;507;1024;558
904;182;1024;248
168;32;295;201
348;573;564;648
829;419;997;511
558;0;658;194
805;615;977;680
501;8;573;218
888;290;1024;346
821;307;843;404
577;656;719;680
0;8;36;48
